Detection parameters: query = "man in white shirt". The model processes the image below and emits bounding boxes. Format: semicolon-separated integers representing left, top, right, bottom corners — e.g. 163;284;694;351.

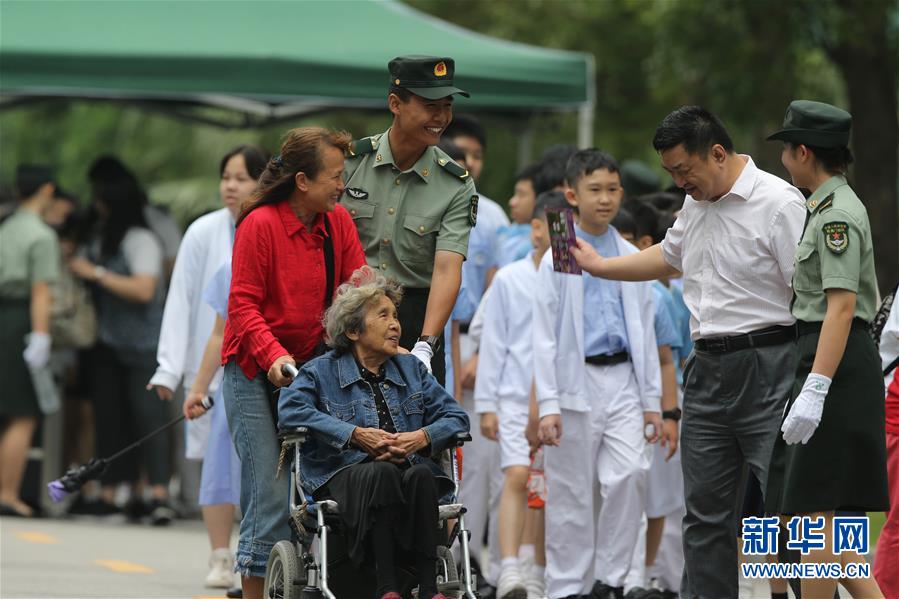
572;106;805;599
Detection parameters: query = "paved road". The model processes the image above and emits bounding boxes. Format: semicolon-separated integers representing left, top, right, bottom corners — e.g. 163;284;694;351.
1;513;787;599
1;514;237;599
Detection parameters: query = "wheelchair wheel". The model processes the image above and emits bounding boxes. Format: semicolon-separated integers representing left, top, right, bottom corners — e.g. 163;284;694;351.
264;540;301;599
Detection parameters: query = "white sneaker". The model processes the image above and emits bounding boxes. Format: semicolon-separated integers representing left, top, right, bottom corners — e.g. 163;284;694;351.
497;565;528;599
205;548;234;588
525;570;546;599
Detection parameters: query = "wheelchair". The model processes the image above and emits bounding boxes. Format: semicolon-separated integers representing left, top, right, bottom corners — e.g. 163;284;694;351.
264;426;478;599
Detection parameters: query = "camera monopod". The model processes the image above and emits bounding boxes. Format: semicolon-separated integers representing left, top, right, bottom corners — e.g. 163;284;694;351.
47;396;214;502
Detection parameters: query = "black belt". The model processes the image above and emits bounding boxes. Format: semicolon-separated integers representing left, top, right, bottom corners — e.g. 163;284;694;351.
585;351;630;366
694;324;798;354
797;318;869;336
459;323;470;335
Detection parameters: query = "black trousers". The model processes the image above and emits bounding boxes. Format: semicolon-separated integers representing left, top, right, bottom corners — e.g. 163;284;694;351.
398;288;445;387
90;343;172;486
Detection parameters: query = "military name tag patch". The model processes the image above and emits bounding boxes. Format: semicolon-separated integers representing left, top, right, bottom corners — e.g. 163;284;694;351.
469;195;479;227
345;187;368;200
822;221;849;254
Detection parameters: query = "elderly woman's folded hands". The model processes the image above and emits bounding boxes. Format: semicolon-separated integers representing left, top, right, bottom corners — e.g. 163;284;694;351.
351;427;429;463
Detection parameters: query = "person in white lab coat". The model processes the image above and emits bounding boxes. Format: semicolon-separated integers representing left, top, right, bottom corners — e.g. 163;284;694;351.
147;145;269;589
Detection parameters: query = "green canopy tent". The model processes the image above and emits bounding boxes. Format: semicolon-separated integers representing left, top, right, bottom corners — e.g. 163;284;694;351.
0;0;595;144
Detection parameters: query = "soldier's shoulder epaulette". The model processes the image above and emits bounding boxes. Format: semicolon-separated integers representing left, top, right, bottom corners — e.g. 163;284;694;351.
818;192;835;212
433;148;470;181
347;136;377;158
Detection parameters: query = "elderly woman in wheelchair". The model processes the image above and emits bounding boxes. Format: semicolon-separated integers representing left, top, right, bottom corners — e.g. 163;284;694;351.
274;268;474;599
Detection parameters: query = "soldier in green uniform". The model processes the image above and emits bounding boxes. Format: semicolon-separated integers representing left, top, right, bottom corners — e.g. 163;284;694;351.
0;164;59;518
765;100;888;598
343;55;477;386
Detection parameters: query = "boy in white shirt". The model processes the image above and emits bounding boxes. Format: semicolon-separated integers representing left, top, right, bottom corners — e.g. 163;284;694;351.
476;191;569;599
534;150;661;599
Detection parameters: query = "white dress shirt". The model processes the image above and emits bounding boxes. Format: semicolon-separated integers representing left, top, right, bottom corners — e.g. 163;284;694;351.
660;156;806;340
149;208;234;456
474;254;538;414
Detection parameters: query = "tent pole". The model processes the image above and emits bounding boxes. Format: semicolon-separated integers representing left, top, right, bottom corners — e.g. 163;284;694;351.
577;103;594;148
517;115;534;169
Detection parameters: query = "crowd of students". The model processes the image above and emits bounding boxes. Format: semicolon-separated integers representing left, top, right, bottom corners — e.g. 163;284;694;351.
2;86;897;599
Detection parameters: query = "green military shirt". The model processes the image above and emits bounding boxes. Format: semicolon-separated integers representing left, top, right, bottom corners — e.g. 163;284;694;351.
342;128;477;288
0;208;60;299
791;175;877;322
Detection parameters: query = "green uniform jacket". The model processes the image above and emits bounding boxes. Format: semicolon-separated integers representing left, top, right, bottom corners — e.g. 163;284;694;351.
792;175;877;322
342;129;477;288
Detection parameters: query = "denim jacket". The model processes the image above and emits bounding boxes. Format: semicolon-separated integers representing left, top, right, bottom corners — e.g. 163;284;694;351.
278;350;470;494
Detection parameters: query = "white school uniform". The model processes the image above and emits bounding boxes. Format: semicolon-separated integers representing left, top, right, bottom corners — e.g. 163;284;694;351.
451;195;509;586
533;230;661;598
148;207;234;458
474;254;538;470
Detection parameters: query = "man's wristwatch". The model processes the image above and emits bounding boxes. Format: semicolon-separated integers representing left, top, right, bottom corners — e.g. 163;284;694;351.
93;265;108;282
662;407;682;422
417;335;442;353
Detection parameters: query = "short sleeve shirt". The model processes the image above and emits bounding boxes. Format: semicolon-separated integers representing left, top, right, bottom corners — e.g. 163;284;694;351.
0;209;60;298
792;175;878;323
342;129;476;288
203;262;232;319
652;281;681;349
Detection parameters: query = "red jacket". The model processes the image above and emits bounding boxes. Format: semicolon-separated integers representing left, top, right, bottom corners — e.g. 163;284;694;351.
223;201;365;379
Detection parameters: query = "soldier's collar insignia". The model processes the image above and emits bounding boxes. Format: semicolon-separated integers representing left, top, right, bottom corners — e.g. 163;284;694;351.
469;194;479;227
434;61;447;77
808;192;834;213
822;221;849;254
345;188;369;200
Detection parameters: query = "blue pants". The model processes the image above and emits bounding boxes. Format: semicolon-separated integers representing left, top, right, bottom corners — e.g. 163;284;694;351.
222;360;290;578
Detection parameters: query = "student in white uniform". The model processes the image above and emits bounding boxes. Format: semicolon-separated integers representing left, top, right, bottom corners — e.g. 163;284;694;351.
534;149;661;599
477;191;569;599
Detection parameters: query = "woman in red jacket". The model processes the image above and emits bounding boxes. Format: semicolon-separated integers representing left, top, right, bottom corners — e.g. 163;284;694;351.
221;127;365;599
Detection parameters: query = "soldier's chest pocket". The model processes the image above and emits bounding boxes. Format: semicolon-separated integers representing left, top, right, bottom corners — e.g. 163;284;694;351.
401;216;440;264
792;242;821;292
342;200;376;238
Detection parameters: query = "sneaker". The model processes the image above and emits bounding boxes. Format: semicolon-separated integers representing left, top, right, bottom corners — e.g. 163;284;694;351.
205;548;234;588
497;565;528;599
525;569;546;599
148;499;177;526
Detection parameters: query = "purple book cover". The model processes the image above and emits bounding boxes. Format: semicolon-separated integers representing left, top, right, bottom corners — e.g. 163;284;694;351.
546;208;582;275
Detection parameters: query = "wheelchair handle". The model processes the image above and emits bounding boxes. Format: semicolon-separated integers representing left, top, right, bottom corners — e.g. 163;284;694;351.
281;363;299;379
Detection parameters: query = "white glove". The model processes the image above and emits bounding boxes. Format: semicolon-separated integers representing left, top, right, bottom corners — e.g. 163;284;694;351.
781;373;831;445
410;341;434;373
23;332;52;369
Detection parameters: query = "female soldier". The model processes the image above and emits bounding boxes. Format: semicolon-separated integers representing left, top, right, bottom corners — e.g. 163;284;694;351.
0;165;59;518
766;100;888;598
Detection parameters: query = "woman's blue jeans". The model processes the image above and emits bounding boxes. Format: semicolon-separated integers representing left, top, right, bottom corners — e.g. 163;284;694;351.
222;360;290;578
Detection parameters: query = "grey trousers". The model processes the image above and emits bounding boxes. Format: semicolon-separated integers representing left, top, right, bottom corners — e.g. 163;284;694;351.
679;341;796;599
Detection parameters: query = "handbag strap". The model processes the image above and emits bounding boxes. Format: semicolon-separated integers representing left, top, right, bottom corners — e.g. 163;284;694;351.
323;213;335;308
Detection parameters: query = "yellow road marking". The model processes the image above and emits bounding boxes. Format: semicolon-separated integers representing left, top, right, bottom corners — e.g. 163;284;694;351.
94;559;155;574
15;531;60;544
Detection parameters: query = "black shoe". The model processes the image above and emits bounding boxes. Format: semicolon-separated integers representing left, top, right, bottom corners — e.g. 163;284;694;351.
591;581;625;599
625;588;665;599
148;499;177;526
89;499;121;516
225;586;243;598
122;497;148;522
